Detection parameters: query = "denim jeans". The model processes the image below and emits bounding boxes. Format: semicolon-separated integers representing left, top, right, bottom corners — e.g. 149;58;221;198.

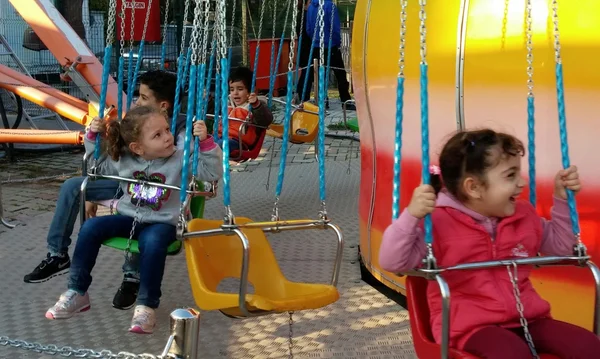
215;137;240;152
47;176;139;276
68;215;175;308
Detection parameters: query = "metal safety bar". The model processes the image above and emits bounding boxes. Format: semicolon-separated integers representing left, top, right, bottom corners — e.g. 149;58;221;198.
79;152;217;226
403;255;600;359
183;221;344;316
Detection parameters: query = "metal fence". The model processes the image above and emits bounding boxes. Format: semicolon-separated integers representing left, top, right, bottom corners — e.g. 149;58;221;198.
0;0;353;129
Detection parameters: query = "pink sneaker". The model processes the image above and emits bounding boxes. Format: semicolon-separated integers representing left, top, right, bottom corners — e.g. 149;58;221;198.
129;305;156;334
45;290;90;319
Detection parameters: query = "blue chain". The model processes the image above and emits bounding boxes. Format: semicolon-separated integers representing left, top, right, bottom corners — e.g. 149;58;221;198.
160;41;167;71
220;58;231;207
117;56;125;120
420;63;432;244
193;63;207;177
180;64;198;204
182;47;192;89
213;69;221;141
171;54;186;135
275;71;295;197
555;63;580;235
126;48;134;110
95;45;113;160
301;23;319;102
318;66;326;201
392;77;405;220
267;37;278;108
527;96;536;206
294;32;304;91
250;44;261;93
127;41;147;110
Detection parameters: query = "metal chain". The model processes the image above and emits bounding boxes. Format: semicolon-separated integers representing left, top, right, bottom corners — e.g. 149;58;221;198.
257;0;267;46
551;0;561;64
215;3;222;72
129;0;136;52
418;0;427;65
525;0;534;97
398;0;408;78
318;0;325;66
269;0;278;75
106;0;118;46
218;0;227;61
200;0;211;66
119;0;127;55
162;0;171;46
179;0;192;57
140;0;154;42
506;264;539;359
0;336;164;358
288;311;294;359
189;0;203;65
229;0;237;48
288;0;299;72
125;184;145;258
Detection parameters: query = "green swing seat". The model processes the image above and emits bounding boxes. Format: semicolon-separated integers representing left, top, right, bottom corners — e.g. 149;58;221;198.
101;196;206;256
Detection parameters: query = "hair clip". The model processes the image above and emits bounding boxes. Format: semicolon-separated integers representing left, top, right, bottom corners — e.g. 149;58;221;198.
429;165;441;175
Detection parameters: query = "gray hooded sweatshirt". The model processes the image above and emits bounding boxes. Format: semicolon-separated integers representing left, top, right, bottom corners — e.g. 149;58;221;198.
84;131;223;226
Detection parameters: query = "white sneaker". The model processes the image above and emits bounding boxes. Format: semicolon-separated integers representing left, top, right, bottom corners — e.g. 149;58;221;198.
45;290;90;319
129;305;156;334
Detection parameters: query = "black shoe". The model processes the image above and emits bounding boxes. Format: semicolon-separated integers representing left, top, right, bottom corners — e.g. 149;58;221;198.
24;253;70;283
112;275;140;310
344;103;356;111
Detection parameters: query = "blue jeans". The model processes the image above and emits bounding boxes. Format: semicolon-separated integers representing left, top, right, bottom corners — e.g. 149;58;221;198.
215;137;240;152
47;176;139;276
68;215;175;308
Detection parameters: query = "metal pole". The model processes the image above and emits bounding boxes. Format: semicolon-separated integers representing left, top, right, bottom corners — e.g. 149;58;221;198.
167;308;201;359
242;0;249;65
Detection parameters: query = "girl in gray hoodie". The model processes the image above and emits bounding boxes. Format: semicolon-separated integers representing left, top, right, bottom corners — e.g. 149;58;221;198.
45;106;223;334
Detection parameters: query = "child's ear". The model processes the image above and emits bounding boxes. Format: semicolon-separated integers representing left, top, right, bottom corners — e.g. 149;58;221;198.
129;141;144;156
462;176;483;200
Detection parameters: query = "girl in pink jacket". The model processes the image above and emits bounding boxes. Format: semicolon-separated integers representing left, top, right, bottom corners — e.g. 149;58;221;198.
379;129;600;358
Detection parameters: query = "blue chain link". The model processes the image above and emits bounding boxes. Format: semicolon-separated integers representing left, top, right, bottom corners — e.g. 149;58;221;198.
420;63;432;244
126;49;134;110
171;54;186;135
220;58;231;207
275;72;295;197
95;45;113;160
117;56;125;120
527;96;536;206
555;63;580;235
318;66;326;201
180;65;198;204
193;63;207;177
392;77;405;220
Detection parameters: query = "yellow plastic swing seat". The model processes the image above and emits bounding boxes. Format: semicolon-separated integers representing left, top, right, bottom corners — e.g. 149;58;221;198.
184;217;339;315
267;102;320;144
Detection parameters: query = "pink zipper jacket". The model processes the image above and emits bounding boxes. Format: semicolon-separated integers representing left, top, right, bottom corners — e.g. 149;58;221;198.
379;190;576;349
